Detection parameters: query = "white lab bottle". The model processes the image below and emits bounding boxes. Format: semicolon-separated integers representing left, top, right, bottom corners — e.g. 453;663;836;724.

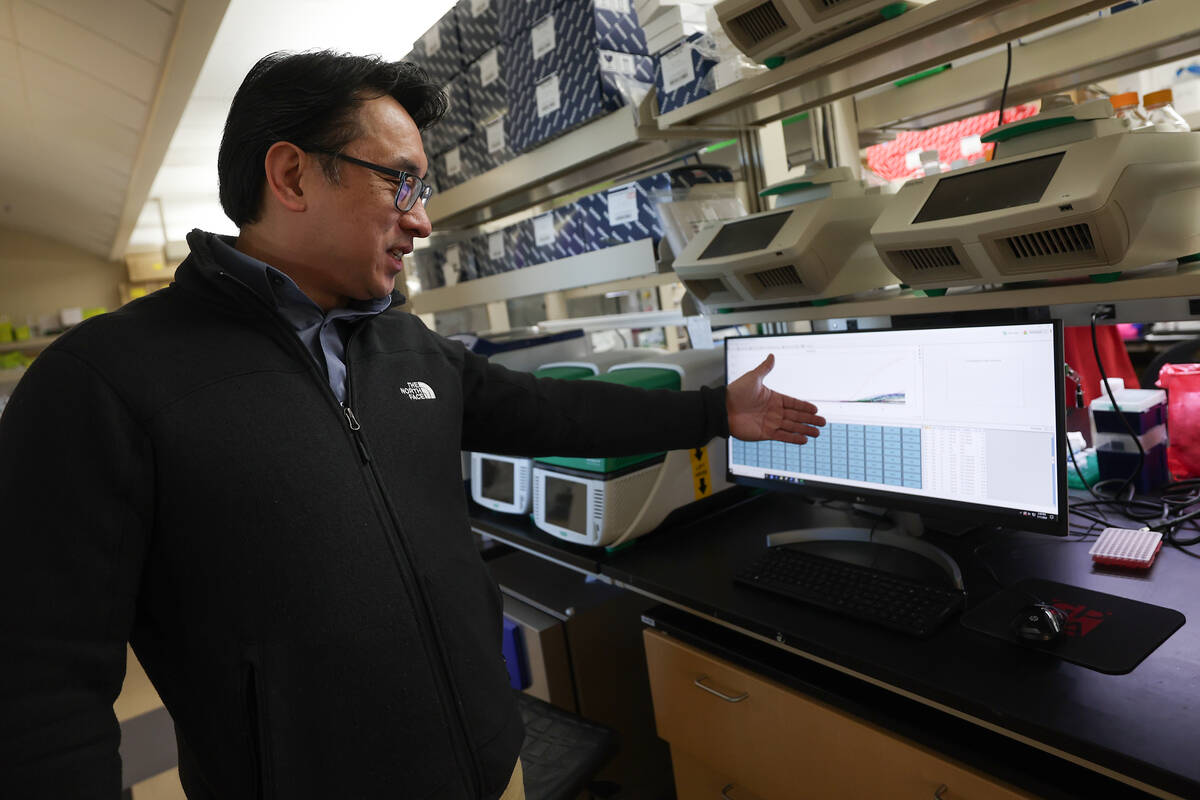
1110;91;1150;130
1143;89;1190;132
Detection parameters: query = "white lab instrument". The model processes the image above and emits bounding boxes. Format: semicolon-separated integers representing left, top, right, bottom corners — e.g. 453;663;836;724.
470;350;662;515
715;0;928;63
870;99;1200;289
671;168;897;310
532;345;730;548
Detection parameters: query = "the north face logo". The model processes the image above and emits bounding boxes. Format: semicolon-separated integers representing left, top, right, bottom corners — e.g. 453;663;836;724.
400;381;436;400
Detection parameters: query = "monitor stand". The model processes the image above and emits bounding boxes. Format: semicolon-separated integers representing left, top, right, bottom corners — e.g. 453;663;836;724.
765;509;964;591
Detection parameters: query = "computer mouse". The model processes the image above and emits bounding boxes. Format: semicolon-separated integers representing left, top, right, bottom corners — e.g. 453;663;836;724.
1013;603;1067;643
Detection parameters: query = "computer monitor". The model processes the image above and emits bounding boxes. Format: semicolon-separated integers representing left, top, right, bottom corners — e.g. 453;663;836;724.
725;320;1068;540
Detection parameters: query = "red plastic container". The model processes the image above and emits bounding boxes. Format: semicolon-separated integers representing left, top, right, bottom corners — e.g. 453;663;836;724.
1156;362;1200;479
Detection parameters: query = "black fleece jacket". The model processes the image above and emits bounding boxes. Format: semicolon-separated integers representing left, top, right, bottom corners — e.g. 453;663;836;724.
0;230;729;799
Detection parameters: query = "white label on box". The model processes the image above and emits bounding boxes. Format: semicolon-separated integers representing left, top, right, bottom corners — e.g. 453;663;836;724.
536;74;560;118
531;15;556;60
470;0;489;16
445;146;462;175
595;0;629;12
426;23;441;55
712;59;739;91
599;50;636;77
534;213;556;246
686;315;714;349
959;134;983;156
607;184;638;226
488;231;505;260
479;48;500;87
660;45;695;94
443;245;460;285
485;116;506;153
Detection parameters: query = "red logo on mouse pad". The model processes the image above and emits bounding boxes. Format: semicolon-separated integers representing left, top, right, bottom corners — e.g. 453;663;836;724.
1052;601;1112;638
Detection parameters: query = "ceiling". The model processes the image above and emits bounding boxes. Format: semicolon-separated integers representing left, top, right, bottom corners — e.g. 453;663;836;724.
1;0;455;261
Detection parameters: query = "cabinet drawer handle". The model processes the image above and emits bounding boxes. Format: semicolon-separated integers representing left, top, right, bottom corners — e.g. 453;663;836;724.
721;783;736;799
934;785;948;799
694;675;749;703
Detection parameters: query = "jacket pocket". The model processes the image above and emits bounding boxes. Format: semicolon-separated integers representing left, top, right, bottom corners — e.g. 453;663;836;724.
243;659;274;800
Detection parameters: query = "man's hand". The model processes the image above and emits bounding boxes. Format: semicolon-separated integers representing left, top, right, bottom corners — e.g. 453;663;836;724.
726;354;825;444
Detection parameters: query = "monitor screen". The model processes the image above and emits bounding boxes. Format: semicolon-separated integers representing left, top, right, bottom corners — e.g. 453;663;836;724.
544;475;589;534
699;211;791;260
725;321;1067;534
479;457;515;504
912;152;1065;224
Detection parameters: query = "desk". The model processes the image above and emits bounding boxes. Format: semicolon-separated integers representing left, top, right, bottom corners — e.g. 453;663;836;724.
471;492;1200;799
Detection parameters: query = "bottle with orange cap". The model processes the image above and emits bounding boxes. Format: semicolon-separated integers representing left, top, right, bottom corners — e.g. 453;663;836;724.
1143;89;1191;133
1110;91;1150;130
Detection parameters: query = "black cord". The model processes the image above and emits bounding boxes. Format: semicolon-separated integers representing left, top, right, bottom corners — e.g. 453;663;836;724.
997;41;1013;129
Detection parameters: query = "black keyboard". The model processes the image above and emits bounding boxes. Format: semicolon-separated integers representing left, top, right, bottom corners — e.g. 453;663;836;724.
735;547;965;637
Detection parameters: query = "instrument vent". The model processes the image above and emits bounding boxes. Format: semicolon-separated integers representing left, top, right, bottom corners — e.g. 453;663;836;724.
751;264;804;289
1003;223;1096;259
728;1;787;45
893;246;960;272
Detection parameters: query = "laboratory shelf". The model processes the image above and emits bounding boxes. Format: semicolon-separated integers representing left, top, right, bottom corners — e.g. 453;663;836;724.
409;239;661;314
425;106;732;232
855;0;1200;133
0;335;57;354
656;0;1113;132
706;262;1200;328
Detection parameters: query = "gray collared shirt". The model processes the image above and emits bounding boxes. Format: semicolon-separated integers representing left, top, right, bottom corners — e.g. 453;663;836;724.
210;236;391;404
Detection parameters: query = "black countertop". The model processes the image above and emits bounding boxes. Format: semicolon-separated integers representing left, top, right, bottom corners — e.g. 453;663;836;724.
471;492;1200;798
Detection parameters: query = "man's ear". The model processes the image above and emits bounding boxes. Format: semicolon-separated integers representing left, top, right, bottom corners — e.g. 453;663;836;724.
262;141;309;213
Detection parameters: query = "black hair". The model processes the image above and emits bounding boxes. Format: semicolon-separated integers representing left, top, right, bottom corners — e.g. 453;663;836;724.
218;50;447;226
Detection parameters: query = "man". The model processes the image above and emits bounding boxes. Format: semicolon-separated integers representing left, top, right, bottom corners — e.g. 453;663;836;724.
0;52;824;799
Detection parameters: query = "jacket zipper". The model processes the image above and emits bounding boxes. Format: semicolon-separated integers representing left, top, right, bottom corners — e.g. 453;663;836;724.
215;271;484;797
344;351;486;798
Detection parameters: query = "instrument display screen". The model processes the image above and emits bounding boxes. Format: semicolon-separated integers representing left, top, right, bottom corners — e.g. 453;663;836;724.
544;476;589;534
913;152;1065;224
699;210;792;259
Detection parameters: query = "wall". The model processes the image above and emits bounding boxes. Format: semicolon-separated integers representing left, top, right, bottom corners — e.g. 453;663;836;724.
0;226;125;328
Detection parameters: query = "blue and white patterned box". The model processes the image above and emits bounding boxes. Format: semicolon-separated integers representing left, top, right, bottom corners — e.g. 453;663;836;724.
456;0;500;64
433;240;478;286
655;33;719;115
477;111;517;171
411;10;462;86
424;74;473;156
434;133;487;191
528;206;582;263
504;219;539;269
575;172;669;250
496;0;556;41
464;44;508;128
505;38;655;152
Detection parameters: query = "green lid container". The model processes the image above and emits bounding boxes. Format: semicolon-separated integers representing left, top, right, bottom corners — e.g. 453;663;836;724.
535;367;682;474
534;365;595;381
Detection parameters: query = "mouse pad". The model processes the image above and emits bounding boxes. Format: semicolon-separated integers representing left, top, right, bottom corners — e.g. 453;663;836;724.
960;578;1185;674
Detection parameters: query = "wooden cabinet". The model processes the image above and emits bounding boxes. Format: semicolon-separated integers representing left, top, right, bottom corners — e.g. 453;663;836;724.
644;628;1034;800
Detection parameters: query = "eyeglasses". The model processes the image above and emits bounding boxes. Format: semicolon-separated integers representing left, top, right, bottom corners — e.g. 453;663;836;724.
308;150;434;213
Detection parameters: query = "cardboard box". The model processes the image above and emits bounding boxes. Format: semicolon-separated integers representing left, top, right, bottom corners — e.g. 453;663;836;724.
575;172;669;251
497;0;557;41
478;111;517;171
456;0;501;63
424;73;473;156
410;10;462;85
655;33;720;115
435;134;487;191
434;241;479;286
505;37;654;152
465;44;508;127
